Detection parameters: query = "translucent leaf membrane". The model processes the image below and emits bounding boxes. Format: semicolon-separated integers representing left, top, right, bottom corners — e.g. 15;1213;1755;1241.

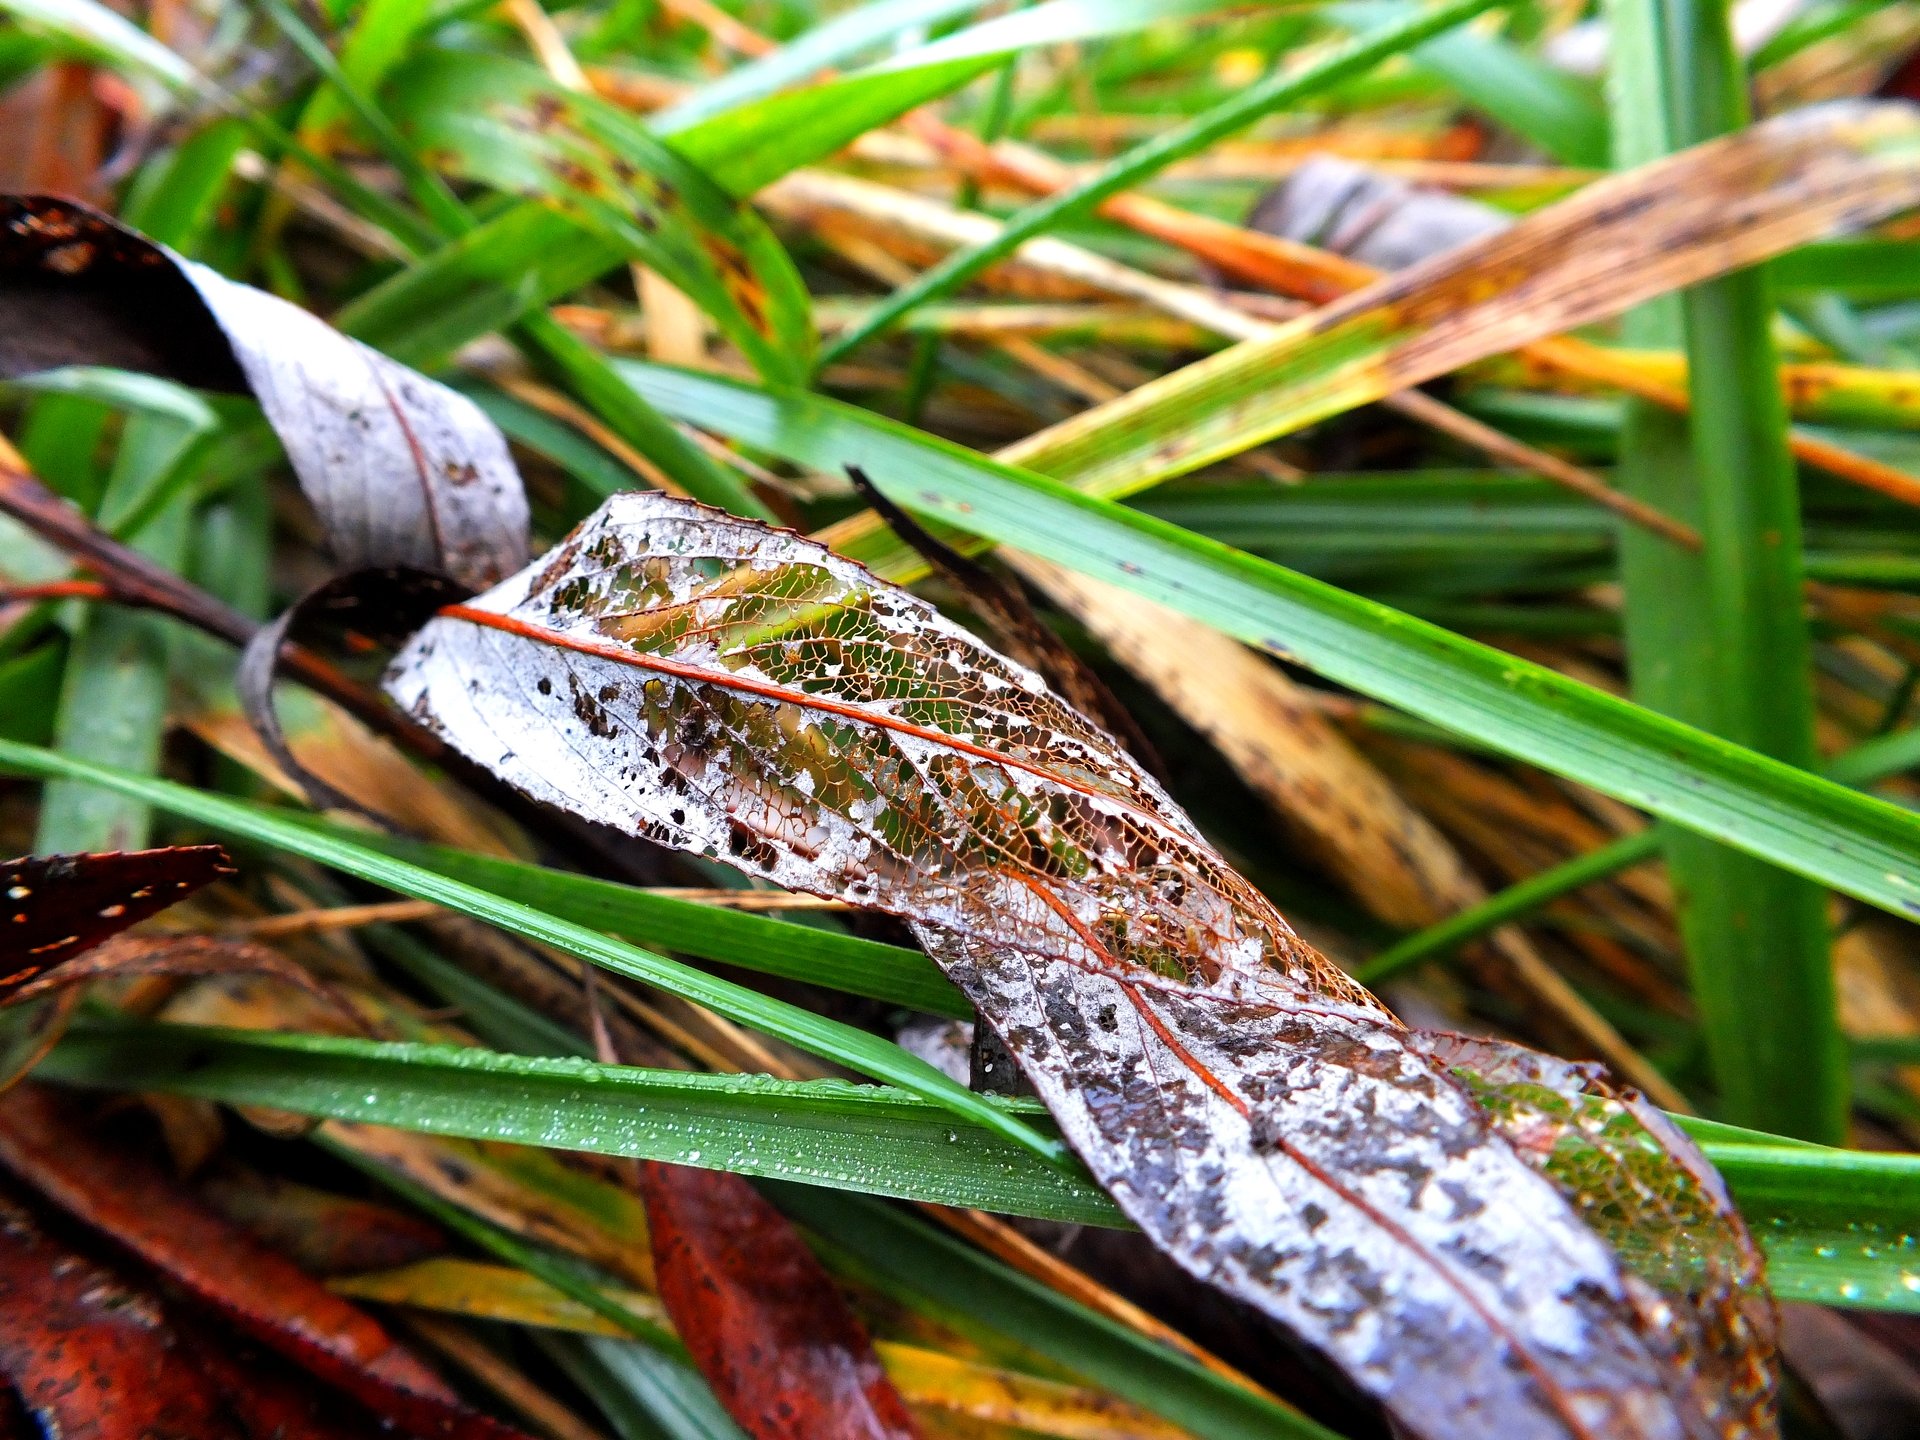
386;493;1777;1440
1414;1034;1775;1438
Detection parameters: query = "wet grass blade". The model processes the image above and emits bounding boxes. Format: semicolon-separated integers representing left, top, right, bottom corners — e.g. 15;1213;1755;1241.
40;1017;1920;1315
618;364;1920;925
0;738;1068;1171
41;1017;1116;1221
1608;0;1844;1140
284;813;967;1017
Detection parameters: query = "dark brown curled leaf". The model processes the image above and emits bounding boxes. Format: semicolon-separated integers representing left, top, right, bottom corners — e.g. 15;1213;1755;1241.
4;933;369;1035
384;491;1774;1440
237;567;474;817
1;844;234;977
0;195;529;589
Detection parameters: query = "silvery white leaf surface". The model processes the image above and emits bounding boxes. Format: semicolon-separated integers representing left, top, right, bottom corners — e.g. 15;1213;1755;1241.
0;195;527;589
385;490;1777;1440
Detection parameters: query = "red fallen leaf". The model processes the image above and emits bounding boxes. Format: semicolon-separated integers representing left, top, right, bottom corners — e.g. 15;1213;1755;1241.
0;1084;533;1440
1;845;234;975
0;1190;248;1439
0;1185;384;1438
640;1161;923;1440
199;1164;447;1278
179;1326;385;1440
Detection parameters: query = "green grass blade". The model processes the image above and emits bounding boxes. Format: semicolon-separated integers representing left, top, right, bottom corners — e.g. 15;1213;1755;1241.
1359;831;1662;983
0;739;1066;1170
547;1335;745;1440
659;0;1251;194
50;1012;1910;1318
339;1;1256;363
44;1008;1920;1314
289;0;434;155
1361;718;1920;982
0;0;192;87
0;643;62;747
32;145;228;852
619;363;1920;925
255;0;470;236
512;314;774;519
33;428;190;851
1608;0;1843;1141
653;0;990;130
1773;238;1920;299
40;1018;1114;1221
459;383;646;504
1335;2;1608;164
385;48;815;385
334;205;620;368
282;813;968;1016
666;54;1006;196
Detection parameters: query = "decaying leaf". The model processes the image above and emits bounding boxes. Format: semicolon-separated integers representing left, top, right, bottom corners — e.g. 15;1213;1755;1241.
845;464;1163;777
0;195;529;588
0;1084;532;1440
641;1161;924;1440
386;491;1777;1440
5;931;359;1016
2;844;233;973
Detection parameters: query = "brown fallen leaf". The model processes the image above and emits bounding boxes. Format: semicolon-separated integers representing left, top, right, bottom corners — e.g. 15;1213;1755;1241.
386;490;1776;1440
1004;100;1920;497
198;1165;448;1279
